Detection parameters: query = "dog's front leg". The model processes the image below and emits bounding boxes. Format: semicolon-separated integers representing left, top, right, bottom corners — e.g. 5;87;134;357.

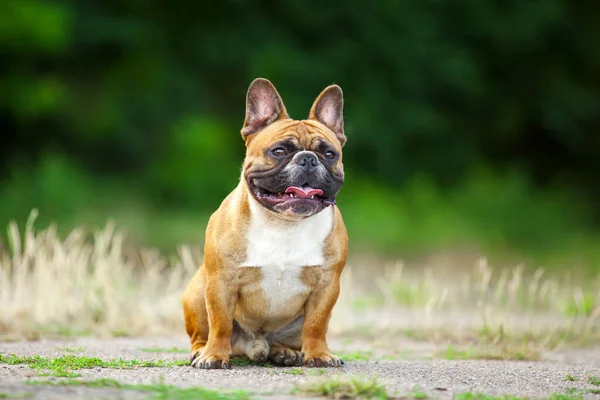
301;269;344;368
193;274;237;369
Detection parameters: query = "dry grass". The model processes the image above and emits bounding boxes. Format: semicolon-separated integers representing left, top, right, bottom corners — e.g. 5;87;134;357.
0;210;599;350
331;258;600;350
0;210;196;337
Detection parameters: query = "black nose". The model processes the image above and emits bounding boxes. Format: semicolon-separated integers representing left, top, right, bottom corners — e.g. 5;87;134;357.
297;152;319;169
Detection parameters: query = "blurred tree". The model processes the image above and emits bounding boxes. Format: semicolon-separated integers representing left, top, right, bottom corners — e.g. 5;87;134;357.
1;0;599;213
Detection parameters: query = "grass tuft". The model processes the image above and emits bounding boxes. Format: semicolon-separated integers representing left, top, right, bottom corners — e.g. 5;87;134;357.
406;386;428;399
56;347;85;353
441;345;541;361
0;211;196;337
25;378;251;399
338;350;372;361
139;347;187;353
229;356;272;367
281;367;304;375
456;391;585;400
0;354;188;377
294;374;388;399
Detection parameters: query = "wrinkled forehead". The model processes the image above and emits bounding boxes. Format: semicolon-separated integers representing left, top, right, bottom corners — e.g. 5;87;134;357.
246;120;341;155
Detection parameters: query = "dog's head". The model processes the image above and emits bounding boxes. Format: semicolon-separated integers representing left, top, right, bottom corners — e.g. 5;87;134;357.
240;78;346;218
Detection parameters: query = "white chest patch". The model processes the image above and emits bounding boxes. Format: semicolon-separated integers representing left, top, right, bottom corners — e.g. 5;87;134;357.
241;198;334;315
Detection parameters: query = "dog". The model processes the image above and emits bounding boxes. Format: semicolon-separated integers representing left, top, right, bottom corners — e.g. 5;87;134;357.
182;78;348;369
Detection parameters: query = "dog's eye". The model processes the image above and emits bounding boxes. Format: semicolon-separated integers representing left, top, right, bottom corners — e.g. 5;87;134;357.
325;150;336;160
271;147;287;157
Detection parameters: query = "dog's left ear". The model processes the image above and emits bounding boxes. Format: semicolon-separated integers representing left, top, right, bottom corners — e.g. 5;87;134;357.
241;78;289;140
309;85;346;147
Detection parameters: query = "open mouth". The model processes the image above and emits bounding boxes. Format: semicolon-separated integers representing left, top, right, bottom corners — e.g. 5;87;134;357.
251;182;336;207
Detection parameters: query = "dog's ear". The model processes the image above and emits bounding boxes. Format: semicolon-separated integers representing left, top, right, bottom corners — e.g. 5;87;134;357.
241;78;289;139
309;85;345;146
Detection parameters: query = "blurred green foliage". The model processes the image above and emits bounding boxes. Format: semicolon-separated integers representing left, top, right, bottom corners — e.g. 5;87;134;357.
1;0;600;272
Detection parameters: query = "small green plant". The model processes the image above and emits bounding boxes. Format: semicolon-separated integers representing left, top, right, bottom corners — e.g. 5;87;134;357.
406;386;428;399
559;294;596;317
564;374;578;382
338;350;372;361
308;368;327;376
294;374;388;399
588;376;600;385
282;367;304;375
139;347;187;353
57;347;85;353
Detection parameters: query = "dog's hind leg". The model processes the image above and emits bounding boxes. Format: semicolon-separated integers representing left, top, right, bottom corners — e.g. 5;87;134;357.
266;316;304;366
230;321;270;363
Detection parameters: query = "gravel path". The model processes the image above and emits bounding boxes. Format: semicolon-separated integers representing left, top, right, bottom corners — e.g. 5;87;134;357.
1;336;600;399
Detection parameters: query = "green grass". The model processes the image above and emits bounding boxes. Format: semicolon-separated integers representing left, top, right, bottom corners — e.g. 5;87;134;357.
56;346;85;353
26;378;125;388
559;295;597;317
455;391;584;400
281;367;304;375
564;374;578;382
294;375;388;399
308;368;327;376
350;295;383;310
0;393;33;399
37;369;81;378
25;378;251;399
455;388;600;400
588;376;600;386
229;356;272;367
139;347;188;353
338;350;372;361
406;386;428;399
441;345;541;361
0;354;188;377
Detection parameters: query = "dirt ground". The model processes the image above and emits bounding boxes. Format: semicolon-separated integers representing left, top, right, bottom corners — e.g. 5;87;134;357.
1;336;600;399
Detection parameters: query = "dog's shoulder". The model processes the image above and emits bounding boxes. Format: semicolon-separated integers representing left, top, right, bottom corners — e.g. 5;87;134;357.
204;183;251;267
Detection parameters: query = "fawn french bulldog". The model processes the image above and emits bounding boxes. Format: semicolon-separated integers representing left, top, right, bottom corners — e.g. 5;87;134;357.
182;78;348;369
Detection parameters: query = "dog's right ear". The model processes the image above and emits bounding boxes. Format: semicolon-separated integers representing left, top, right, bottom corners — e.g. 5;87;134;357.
241;78;289;140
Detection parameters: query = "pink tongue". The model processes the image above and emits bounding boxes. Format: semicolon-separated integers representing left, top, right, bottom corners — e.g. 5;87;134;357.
285;186;323;199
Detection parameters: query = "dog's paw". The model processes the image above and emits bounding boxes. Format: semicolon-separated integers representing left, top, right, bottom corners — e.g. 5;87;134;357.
303;350;344;368
269;345;303;366
191;351;231;369
246;339;269;363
